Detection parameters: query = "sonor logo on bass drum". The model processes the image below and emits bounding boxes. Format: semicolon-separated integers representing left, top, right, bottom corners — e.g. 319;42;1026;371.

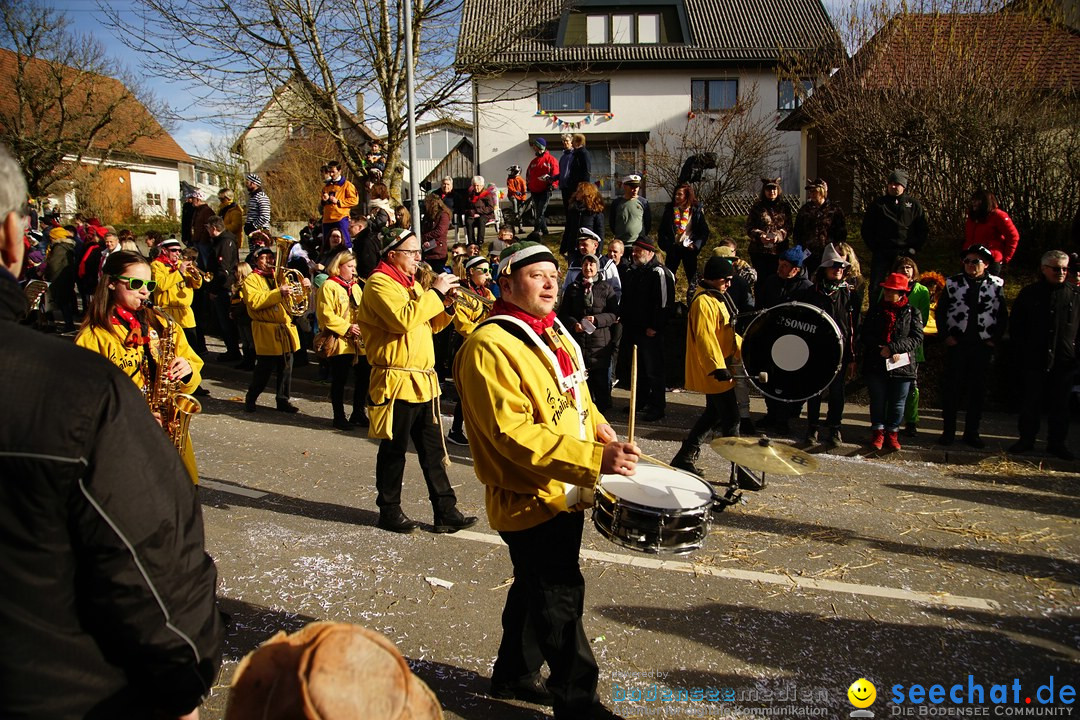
779;317;818;333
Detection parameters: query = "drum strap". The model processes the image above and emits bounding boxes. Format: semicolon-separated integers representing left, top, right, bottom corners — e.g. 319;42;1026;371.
481;315;590;440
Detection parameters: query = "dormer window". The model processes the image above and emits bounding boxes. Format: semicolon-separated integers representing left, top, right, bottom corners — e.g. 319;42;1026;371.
569;7;681;45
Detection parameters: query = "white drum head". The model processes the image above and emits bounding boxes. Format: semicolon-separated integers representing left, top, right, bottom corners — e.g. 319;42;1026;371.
600;463;714;510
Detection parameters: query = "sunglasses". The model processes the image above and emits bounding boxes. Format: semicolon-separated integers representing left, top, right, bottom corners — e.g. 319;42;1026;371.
114;275;157;292
473;266;491;274
1043;265;1069;273
962;259;985;266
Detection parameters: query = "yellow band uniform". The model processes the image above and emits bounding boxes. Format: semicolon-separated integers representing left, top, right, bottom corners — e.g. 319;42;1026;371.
151;259;202;329
243;272;301;355
75;319;203;483
454;320;607;532
315;280;366;357
684;287;742;395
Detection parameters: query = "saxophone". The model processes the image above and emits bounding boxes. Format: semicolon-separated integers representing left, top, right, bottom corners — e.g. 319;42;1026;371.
144;310;202;456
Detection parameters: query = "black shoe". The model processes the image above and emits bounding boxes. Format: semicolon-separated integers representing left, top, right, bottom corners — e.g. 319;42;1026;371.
671;456;705;477
804;427;819;443
192;386;211;397
938;432;955;446
446;429;469;446
739;417;756;436
433;510;478;534
218;351;243;362
904;422;918;437
489;675;554;706
1047;445;1076;461
641;410;665;422
377;508;418;534
332;418;352;431
825;427;842;448
1008;440;1034;454
962;433;985;449
349;412;369;427
244;395;256;413
276;401;300;413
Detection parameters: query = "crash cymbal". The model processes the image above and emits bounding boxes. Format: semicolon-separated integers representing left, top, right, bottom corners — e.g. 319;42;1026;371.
708;436;818;475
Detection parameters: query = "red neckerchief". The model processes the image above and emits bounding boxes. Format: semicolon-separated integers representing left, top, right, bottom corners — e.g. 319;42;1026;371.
253;267;274;278
154;255;177;271
372;260;414;289
330;275;357;291
468;187;491;201
491;298;576;395
111;306;150;347
881;294;910;343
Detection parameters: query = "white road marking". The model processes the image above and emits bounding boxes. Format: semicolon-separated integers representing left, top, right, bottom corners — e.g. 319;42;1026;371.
201;479;269;499
450;530;1000;611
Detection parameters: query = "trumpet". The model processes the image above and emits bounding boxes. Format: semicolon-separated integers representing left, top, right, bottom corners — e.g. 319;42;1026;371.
451;285;495;311
180;251;213;283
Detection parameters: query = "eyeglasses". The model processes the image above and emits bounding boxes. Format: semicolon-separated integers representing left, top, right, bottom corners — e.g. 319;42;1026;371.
962;259;985;266
114;275;157;292
1043;265;1069;273
393;248;422;257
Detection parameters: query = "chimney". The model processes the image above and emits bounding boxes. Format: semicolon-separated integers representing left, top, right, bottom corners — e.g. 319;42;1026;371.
356;92;365;119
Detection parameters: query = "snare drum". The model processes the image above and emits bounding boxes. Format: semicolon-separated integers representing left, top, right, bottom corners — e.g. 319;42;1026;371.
741;302;843;402
592;463;715;554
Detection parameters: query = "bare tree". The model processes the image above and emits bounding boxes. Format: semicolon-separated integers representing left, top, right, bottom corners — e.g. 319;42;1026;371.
100;0;554;203
0;0;169;198
648;84;784;214
781;0;1080;250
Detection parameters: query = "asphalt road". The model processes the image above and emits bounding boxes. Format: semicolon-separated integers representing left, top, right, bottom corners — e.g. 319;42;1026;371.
191;358;1079;719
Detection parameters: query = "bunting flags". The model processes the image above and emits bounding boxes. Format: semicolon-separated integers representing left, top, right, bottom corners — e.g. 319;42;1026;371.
534;110;614;129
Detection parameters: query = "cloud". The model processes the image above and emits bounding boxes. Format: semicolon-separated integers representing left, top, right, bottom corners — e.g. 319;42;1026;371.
175;125;225;157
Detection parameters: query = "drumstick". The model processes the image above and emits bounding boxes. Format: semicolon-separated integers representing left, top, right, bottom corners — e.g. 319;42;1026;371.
637;452;681;473
628;345;638;445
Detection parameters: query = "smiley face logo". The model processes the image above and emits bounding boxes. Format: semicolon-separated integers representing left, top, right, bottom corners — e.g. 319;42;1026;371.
848;678;876;708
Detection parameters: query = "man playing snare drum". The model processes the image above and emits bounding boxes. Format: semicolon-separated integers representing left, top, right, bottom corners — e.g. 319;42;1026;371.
671;257;741;476
453;240;638;720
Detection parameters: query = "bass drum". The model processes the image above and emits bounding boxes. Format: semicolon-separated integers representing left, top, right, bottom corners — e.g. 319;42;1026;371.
741;302;843;402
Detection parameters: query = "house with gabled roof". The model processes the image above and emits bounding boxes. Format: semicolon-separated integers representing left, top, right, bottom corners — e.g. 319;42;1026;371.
455;0;842;205
0;46;194;223
393;117;475;198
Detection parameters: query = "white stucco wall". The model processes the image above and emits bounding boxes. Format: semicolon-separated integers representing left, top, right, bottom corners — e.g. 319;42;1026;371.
127;162;182;218
475;68;803;205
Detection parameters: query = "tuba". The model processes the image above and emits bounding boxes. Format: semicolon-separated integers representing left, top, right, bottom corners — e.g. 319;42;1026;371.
144;310;202;457
275;237;309;316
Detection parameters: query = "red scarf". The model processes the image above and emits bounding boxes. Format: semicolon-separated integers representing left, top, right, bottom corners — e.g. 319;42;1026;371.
111;306;149;347
491;298;576;393
254;267;274;278
371;260;414;289
154;254;177;271
468;187;492;202
330;275;357;291
880;294;909;343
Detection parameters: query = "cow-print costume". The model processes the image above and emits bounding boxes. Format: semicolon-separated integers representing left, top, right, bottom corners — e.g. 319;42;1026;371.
941;272;1005;341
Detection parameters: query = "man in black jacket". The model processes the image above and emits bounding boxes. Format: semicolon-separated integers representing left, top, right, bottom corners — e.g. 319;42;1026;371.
861;169;929;305
619;238;675;421
0;146;223;719
1008;250;1080;460
207;214;242;361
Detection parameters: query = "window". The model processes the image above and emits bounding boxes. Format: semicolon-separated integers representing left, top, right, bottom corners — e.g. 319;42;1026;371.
538;81;611;113
778;79;815;111
146;193;162;206
587;15;607;43
691;79;738;111
638;14;660;43
612;14;632;43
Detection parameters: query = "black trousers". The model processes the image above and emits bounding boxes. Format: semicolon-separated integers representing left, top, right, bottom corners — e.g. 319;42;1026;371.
678;391;739;458
211;291;240;355
941;340;993;436
248;352;293;403
664;245;700;300
328;353;371;421
622;329;666;412
1017;364;1073;448
494;512;599;719
375;399;457;516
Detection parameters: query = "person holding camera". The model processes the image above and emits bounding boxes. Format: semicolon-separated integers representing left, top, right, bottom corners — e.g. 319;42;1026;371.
321;160;360;248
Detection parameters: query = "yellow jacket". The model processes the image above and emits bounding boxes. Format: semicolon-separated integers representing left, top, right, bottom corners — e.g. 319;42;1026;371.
684;287;741;395
315;279;366;357
75;315;203;483
152;259;202;329
321;179;359;223
243;272;301;355
454;317;607;532
451;285;495;337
